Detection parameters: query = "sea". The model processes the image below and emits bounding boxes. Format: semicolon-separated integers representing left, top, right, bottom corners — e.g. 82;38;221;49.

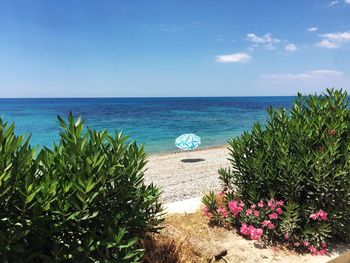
0;97;294;153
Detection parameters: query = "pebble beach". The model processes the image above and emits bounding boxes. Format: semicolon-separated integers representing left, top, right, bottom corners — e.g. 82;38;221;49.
145;145;230;203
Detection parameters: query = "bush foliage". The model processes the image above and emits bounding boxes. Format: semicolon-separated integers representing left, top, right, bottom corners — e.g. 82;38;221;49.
203;89;350;254
0;114;163;262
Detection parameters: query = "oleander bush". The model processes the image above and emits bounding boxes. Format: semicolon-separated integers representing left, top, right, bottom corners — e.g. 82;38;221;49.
203;89;350;255
0;114;163;262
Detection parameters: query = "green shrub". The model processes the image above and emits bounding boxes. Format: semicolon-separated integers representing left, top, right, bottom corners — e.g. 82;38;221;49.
204;89;350;254
0;114;163;262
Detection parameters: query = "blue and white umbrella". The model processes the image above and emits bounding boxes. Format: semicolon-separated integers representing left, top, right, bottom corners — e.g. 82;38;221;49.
175;133;201;151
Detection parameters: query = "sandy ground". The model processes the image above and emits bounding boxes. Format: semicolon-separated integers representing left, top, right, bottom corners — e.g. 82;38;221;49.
209;224;349;263
145;146;230;202
145;211;350;263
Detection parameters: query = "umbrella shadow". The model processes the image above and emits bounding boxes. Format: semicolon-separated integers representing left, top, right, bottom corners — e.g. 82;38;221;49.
180;158;205;163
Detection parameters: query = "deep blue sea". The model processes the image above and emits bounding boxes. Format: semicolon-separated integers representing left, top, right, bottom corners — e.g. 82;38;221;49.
0;97;294;153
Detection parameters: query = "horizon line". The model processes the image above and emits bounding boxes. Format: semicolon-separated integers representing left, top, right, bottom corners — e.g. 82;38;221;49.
0;95;298;99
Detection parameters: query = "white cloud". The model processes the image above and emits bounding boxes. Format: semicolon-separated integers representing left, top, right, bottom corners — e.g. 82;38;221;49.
215;53;252;63
329;0;339;6
285;43;298;52
320;31;350;42
259;69;349;94
309;70;344;76
330;0;350;5
307;27;318;32
315;39;339;49
262;70;343;81
316;31;350;49
246;33;281;50
246;33;267;43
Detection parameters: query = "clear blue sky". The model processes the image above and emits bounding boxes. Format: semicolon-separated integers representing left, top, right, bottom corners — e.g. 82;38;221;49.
0;0;349;97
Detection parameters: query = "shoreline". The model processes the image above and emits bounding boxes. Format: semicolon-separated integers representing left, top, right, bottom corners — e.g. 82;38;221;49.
148;143;229;156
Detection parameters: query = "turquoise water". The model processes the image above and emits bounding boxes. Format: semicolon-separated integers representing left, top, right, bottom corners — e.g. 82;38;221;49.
0;97;294;153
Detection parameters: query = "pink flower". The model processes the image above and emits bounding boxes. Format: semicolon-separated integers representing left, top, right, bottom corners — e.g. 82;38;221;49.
240;224;263;240
303;240;310;247
268;199;276;210
308;245;317;255
318;248;327;256
269;212;278;220
228;200;243;217
309;213;319;220
229;200;238;208
310;209;328;221
318;210;328;221
204;206;212;219
240;223;250;236
276;200;284;206
253;210;260;217
284;233;290;240
217;207;228;218
262;220;271;227
321;242;327;248
294;242;300;247
258;200;264;208
217;191;225;197
276;208;283;215
246;209;253;216
239;201;245;207
267;223;275;230
250;227;263;240
250;204;256;209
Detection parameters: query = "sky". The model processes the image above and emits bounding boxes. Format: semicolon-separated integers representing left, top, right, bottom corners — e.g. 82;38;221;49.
0;0;350;97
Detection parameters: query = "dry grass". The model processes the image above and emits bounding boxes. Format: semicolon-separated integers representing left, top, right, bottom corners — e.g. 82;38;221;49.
142;212;216;263
142;211;350;263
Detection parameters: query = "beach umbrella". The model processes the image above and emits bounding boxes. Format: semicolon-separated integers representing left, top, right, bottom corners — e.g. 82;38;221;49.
175;133;201;151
